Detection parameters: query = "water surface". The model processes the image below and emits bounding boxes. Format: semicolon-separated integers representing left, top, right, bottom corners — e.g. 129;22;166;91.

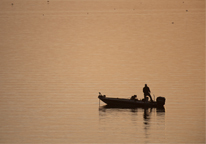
0;0;205;143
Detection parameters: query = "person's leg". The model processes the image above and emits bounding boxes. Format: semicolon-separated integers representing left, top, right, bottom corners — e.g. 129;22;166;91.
148;93;153;102
144;93;146;101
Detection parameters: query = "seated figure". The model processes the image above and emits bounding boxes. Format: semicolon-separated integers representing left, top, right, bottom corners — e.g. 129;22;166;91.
130;95;137;100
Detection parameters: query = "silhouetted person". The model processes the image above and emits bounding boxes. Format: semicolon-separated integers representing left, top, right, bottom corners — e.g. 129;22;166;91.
130;95;137;100
143;84;153;102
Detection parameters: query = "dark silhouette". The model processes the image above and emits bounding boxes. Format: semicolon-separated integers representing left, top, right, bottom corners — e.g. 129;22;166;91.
143;84;153;102
130;95;137;100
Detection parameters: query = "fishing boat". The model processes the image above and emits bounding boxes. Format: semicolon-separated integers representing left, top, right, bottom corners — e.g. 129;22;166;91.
98;93;166;108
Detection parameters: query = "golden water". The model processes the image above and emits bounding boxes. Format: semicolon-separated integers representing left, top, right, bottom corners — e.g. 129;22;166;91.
0;0;205;143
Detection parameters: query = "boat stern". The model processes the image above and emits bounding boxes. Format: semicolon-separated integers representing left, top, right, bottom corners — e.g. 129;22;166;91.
156;96;166;107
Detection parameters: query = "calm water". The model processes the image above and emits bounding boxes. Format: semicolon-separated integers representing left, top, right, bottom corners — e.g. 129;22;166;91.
0;0;205;143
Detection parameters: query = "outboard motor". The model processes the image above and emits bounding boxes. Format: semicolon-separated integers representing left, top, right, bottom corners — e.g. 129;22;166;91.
156;97;166;107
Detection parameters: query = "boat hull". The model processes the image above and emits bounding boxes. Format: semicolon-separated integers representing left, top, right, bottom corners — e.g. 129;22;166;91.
98;95;165;108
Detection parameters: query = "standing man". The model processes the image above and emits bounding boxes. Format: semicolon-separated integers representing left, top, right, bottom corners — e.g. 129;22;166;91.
143;84;153;102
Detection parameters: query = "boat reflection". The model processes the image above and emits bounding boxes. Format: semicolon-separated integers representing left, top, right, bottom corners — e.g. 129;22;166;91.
99;105;141;113
98;104;165;142
99;105;165;113
99;105;165;123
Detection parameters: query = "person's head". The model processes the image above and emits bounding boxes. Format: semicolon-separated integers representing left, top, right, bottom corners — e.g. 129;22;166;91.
145;84;147;87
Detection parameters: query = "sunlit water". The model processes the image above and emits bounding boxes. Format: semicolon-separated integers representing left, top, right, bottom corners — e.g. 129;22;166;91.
0;0;205;143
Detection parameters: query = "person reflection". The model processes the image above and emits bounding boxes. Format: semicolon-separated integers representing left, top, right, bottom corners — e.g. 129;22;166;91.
143;108;152;125
143;108;152;140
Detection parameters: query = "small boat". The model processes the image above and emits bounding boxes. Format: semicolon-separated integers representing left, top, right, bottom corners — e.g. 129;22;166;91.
98;93;166;108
